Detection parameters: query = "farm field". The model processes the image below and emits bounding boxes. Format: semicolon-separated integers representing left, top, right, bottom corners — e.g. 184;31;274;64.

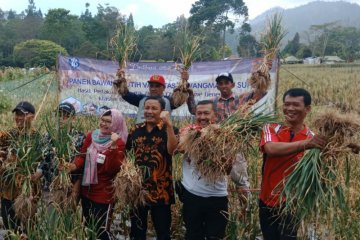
0;63;360;239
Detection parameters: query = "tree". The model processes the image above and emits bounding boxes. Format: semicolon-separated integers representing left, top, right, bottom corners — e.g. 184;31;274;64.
295;45;312;59
305;22;337;57
13;39;68;67
134;25;156;60
0;12;23;65
127;13;135;29
19;0;43;40
282;32;300;56
237;23;259;57
40;8;85;54
189;0;248;58
7;10;16;20
96;4;125;52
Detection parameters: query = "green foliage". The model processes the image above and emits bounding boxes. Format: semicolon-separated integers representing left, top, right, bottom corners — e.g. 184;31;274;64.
72;41;99;58
237;23;260;58
0;91;11;114
13;39;68;67
189;0;248;31
295;45;313;59
189;0;248;60
303;23;360;60
282;32;301;57
40;8;85;55
1;2;360;66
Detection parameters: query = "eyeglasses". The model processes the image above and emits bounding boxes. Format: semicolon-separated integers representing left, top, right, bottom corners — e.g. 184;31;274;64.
100;118;112;125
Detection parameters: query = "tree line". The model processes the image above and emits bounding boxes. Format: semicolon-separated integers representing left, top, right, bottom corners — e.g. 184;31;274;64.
0;0;249;68
281;22;360;61
0;0;359;68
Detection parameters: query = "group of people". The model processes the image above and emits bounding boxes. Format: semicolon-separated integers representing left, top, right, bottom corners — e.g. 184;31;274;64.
1;71;358;240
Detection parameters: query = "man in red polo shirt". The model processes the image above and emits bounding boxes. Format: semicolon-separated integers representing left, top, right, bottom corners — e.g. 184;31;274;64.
259;88;327;239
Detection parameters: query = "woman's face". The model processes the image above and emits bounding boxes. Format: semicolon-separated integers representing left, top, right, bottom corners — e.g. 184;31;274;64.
99;115;112;134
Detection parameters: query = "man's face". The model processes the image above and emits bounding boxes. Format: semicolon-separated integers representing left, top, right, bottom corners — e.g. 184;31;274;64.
283;95;310;125
144;99;162;124
216;79;235;97
14;110;33;129
195;104;216;128
59;111;73;127
149;83;165;97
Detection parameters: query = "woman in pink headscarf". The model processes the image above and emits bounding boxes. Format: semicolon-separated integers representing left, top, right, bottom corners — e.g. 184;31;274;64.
67;109;128;240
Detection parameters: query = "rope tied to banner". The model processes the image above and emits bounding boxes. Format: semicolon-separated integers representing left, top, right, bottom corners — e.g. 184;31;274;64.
8;73;50;92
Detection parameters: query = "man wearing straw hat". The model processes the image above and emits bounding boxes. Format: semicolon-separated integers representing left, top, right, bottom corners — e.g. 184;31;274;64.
0;101;40;232
118;71;196;124
259;88;327;239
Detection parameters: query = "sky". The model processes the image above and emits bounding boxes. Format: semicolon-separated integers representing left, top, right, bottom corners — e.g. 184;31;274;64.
0;0;360;28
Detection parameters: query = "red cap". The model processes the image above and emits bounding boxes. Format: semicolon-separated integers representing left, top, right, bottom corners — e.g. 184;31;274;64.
148;75;166;87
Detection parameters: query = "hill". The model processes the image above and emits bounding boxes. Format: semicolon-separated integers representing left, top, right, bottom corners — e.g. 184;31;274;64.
250;1;360;43
226;1;360;55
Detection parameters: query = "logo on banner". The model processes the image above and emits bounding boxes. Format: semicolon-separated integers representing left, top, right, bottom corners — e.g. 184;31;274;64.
68;58;80;69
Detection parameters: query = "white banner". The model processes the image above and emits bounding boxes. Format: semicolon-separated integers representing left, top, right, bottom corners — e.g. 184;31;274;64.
58;56;278;117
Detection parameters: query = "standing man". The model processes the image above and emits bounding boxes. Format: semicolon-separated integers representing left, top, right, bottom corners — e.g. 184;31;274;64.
213;72;250;205
0;101;40;231
179;100;243;240
259;88;327;239
119;72;195;123
31;102;85;202
126;96;178;240
213;72;239;123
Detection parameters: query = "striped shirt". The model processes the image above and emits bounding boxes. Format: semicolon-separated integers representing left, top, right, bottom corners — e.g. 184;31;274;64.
213;94;240;123
259;123;314;207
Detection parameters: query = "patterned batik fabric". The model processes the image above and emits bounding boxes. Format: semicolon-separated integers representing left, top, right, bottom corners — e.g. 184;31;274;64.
126;123;178;206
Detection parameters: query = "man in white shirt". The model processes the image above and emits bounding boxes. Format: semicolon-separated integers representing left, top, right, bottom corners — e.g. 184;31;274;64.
178;100;246;240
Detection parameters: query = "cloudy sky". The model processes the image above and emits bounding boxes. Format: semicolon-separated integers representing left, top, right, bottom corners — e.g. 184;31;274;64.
1;0;359;27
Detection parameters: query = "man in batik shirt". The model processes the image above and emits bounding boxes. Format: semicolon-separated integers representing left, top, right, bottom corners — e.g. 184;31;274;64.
126;96;178;240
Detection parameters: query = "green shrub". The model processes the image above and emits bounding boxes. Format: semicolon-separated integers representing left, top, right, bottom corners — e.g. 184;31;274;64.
0;91;11;114
13;39;68;68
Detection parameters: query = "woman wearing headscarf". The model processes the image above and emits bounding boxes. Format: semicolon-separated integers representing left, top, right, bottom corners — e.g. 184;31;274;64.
67;109;128;240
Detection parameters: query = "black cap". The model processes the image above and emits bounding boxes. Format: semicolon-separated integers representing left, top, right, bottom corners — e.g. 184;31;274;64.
215;72;234;83
12;101;35;114
58;102;76;116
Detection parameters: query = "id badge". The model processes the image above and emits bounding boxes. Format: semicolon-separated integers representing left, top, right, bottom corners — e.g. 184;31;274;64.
96;154;106;164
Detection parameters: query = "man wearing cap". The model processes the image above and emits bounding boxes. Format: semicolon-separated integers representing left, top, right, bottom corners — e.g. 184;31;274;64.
119;72;196;124
31;102;85;201
213;72;251;214
214;72;239;122
0;101;41;231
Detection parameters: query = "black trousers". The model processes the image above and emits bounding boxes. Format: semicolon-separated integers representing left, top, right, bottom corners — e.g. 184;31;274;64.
81;196;114;240
1;198;21;231
259;200;298;240
130;204;171;240
182;188;229;240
